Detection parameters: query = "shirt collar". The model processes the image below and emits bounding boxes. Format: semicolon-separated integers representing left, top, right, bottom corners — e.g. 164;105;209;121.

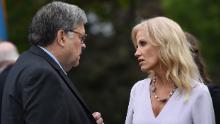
38;45;67;75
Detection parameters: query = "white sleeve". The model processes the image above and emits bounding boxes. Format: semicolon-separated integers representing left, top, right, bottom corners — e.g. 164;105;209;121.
192;85;216;124
125;85;136;124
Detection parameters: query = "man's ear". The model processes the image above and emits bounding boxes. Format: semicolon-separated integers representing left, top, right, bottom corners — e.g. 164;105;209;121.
56;30;66;47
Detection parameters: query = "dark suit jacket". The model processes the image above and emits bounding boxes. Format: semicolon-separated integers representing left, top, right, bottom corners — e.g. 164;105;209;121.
208;84;220;124
1;45;96;124
0;64;13;124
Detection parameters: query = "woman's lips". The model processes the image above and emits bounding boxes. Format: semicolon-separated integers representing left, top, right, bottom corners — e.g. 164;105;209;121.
137;58;144;66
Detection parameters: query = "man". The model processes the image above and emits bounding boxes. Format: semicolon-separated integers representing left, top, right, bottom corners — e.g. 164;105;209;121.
0;41;19;124
1;2;103;124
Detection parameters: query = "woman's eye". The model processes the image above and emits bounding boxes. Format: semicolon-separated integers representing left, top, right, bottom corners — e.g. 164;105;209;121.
139;40;147;46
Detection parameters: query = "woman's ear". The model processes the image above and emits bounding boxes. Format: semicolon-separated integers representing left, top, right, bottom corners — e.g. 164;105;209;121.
56;30;66;47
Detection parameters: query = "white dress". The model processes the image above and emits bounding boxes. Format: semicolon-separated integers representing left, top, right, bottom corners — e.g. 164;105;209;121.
125;78;215;124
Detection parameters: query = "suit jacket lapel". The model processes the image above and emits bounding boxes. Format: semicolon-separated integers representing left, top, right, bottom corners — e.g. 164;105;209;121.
56;67;96;124
58;69;93;114
29;45;93;115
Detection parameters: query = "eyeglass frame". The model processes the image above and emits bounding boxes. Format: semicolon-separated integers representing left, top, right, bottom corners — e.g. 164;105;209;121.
67;30;87;44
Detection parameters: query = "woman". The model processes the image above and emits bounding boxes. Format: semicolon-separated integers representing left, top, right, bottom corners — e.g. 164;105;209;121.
125;17;215;124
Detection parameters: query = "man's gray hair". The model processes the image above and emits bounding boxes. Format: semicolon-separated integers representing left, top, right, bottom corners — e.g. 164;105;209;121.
28;1;87;46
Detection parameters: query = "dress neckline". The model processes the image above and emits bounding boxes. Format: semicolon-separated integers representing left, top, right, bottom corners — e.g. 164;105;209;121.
146;79;177;119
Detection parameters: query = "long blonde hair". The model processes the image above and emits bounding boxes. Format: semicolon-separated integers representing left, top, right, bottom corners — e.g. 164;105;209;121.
131;17;202;98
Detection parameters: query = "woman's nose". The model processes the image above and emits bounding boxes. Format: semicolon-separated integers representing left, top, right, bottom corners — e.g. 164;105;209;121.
134;48;141;57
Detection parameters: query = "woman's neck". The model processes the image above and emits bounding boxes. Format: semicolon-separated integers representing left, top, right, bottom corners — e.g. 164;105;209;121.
153;72;175;89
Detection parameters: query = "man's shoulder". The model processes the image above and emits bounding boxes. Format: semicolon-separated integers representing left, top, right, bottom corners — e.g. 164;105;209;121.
208;84;220;98
9;50;55;80
16;48;49;66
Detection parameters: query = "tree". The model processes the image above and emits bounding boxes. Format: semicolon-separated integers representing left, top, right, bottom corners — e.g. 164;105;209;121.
162;0;220;84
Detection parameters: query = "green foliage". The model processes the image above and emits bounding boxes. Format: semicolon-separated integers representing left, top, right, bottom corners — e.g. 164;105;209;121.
6;0;49;52
118;0;129;10
161;0;220;83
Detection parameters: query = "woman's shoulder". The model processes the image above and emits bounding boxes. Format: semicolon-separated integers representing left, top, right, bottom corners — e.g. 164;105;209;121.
193;81;209;92
130;78;150;94
132;78;150;88
191;81;210;98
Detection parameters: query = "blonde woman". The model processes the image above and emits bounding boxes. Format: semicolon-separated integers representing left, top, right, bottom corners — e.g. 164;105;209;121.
125;17;215;124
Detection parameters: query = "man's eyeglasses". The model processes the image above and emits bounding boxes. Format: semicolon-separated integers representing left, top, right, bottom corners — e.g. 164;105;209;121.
68;30;87;44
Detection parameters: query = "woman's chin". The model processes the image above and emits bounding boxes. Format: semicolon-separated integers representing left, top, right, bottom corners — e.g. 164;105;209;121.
140;67;148;73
